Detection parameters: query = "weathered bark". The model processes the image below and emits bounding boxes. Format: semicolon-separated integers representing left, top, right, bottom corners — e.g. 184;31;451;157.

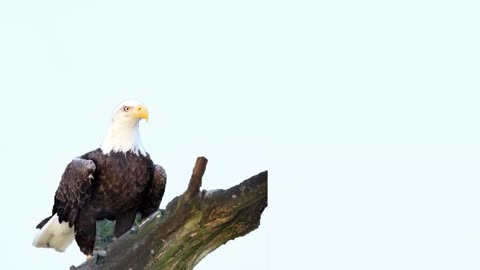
71;157;268;270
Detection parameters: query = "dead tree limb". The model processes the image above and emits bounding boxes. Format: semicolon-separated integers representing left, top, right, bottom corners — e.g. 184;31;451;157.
72;157;268;270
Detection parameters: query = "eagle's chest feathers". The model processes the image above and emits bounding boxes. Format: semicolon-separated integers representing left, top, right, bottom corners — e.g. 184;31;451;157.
93;151;153;210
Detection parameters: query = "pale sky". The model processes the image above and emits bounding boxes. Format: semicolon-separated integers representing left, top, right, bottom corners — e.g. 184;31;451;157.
1;1;480;270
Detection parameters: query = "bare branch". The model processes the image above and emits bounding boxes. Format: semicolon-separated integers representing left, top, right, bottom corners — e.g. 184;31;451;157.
71;157;267;270
185;156;208;199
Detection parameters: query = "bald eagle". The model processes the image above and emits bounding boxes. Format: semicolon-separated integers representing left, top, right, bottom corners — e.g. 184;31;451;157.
32;100;166;257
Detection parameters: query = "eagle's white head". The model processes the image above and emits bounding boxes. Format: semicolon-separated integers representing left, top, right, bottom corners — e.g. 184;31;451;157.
100;100;149;156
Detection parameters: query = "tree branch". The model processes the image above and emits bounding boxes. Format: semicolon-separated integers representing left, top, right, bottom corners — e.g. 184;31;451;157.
71;157;268;270
185;156;208;200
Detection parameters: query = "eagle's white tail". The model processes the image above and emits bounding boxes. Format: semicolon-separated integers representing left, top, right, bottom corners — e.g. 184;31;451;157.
32;214;75;252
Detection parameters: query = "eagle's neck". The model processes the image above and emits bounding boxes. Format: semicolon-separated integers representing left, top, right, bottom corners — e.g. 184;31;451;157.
100;119;146;156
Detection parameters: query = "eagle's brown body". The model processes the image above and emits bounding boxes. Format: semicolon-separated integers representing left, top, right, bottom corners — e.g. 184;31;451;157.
36;148;166;255
82;149;155;219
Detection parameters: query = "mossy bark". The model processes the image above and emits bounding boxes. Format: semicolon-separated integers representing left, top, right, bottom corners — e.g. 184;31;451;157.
71;157;268;270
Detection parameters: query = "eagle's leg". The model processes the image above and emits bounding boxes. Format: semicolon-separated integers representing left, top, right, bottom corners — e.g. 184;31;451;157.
74;215;97;257
114;210;137;239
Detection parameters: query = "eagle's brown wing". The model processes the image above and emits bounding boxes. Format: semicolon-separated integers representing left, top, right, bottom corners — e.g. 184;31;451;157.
140;164;167;219
53;158;96;227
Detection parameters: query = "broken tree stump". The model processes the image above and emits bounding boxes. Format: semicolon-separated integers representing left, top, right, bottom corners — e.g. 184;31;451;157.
72;157;268;270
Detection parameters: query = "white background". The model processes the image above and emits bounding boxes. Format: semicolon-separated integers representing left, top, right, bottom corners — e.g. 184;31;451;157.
1;0;480;269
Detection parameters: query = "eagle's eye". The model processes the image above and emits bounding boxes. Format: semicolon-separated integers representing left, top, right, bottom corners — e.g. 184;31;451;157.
123;106;130;112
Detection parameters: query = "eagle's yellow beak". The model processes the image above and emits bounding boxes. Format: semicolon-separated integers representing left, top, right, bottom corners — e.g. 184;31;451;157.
131;105;149;122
